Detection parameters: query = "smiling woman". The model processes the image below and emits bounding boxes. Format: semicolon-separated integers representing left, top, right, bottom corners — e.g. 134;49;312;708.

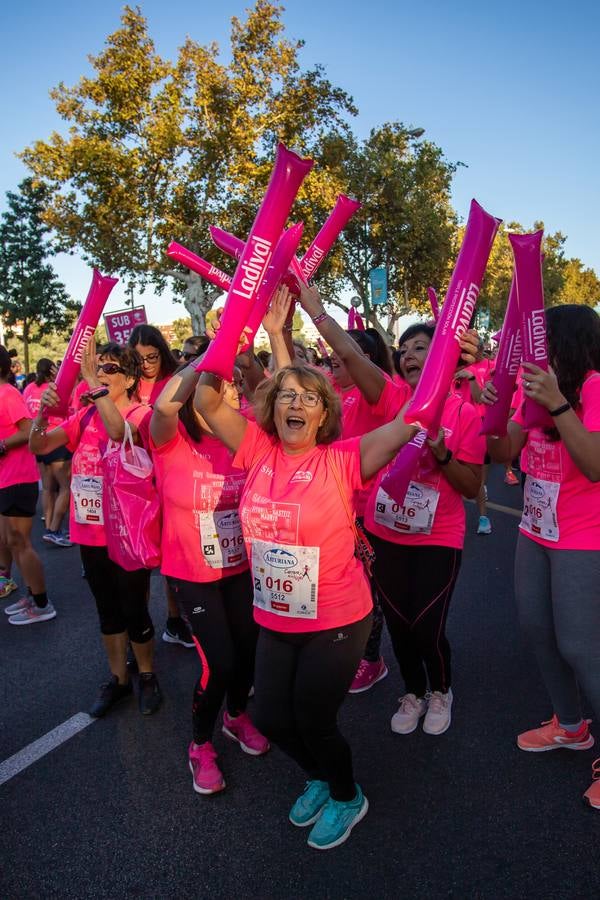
28;339;162;718
194;362;418;850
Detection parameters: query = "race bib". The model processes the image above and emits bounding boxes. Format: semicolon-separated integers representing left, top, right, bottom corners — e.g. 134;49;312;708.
374;481;440;535
251;539;319;619
72;474;104;526
199;508;247;569
521;475;560;542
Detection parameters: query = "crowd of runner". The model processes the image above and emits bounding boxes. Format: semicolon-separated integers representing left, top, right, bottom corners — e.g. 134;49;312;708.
1;283;599;850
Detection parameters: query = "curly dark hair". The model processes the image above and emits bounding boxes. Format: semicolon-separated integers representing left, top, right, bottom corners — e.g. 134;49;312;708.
98;342;142;399
254;365;342;444
0;345;15;384
347;328;393;376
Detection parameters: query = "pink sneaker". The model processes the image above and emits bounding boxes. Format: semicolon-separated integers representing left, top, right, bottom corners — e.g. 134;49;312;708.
349;658;388;694
583;758;600;809
188;742;225;794
222;711;270;756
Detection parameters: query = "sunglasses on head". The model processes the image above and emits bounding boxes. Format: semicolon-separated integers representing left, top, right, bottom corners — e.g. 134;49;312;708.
97;363;125;376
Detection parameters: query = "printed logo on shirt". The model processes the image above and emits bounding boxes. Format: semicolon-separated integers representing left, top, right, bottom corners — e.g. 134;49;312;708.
261;464;275;477
216;512;240;530
263;548;298;568
192;606;205;614
333;632;348;643
289;470;313;484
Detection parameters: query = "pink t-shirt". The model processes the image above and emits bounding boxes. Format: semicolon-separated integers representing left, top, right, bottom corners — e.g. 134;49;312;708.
234;421;372;633
23;382;62;428
61;402;148;546
0;384;39;489
512;372;600;550
69;380;90;414
337;375;410;440
365;394;485;549
151;426;248;582
337;376;411;517
137;375;171;407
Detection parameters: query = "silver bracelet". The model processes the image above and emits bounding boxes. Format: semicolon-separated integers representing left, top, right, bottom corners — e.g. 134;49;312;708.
31;422;48;435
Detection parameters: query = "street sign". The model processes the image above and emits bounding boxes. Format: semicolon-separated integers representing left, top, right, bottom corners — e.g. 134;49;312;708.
104;306;147;344
369;267;388;305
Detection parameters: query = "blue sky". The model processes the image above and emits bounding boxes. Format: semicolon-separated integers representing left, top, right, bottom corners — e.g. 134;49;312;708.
2;0;599;323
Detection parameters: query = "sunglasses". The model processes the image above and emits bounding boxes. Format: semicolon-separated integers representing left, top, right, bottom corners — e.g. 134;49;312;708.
182;351;199;362
97;363;125;376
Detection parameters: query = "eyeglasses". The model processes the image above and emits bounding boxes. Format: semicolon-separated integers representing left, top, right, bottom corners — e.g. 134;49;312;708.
138;352;160;364
182;351;199;362
97;363;125;376
276;389;322;408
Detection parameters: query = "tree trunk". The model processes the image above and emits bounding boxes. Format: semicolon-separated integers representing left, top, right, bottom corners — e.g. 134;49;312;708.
22;323;30;373
166;269;224;335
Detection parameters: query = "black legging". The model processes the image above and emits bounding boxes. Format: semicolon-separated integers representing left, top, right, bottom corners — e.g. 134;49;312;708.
167;571;257;745
80;545;153;643
368;533;461;697
253;613;372;801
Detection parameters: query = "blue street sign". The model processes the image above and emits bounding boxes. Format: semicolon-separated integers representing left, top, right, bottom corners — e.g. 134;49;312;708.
369;267;388;305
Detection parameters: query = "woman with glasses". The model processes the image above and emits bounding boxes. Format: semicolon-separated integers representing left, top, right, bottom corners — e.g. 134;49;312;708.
195;358;418;850
128;324;178;408
129;323;192;649
29;340;162;717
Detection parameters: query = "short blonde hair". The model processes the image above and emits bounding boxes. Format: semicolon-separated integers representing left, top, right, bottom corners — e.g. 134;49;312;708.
254;365;342;444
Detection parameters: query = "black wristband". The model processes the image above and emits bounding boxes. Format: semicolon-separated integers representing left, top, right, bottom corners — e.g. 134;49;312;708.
438;448;453;466
549;402;571;417
89;387;110;402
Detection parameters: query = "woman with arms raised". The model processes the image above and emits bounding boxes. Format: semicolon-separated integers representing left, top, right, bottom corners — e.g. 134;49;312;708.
195;351;418;851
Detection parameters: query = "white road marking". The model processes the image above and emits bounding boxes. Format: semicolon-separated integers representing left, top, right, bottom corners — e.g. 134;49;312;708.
467;498;522;519
0;712;96;787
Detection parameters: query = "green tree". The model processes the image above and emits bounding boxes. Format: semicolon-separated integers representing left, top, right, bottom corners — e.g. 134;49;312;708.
0;178;73;371
21;2;355;333
560;258;600;306
315;123;460;337
171;316;193;344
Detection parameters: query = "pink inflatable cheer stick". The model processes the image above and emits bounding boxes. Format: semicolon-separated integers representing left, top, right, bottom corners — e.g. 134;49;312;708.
292;194;362;283
509;230;553;431
353;312;365;331
210;194;361;285
380;399;444;505
195;144;313;381
427;287;440;322
167;241;232;293
51;269;118;417
480;275;522;437
347;307;356;329
238;223;305;353
405;199;501;430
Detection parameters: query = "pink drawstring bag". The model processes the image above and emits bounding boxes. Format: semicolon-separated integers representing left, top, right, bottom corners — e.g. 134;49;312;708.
103;422;161;571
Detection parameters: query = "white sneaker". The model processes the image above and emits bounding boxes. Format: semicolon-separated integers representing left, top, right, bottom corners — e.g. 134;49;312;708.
391;693;427;734
423;689;453;735
9;600;56;625
4;595;34;616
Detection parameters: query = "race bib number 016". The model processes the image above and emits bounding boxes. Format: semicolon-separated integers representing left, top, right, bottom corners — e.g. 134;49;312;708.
251;539;319;619
521;476;560;542
374;482;440;535
199;508;247;569
72;474;104;526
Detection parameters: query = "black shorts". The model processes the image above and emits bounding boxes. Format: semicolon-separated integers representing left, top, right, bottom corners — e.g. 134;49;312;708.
36;446;73;465
0;482;39;518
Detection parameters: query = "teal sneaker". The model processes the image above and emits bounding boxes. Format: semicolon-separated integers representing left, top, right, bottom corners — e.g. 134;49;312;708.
289;780;330;827
307;785;368;850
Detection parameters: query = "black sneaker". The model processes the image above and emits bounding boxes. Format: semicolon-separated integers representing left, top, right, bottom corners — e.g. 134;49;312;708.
126;644;139;674
162;617;195;648
138;672;162;716
89;675;133;718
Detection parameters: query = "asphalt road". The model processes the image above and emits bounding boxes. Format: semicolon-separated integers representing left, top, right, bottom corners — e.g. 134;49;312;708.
2;467;599;899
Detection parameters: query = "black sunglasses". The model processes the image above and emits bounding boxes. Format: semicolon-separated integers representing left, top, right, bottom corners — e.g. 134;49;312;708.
97;363;125;375
182;351;199;361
